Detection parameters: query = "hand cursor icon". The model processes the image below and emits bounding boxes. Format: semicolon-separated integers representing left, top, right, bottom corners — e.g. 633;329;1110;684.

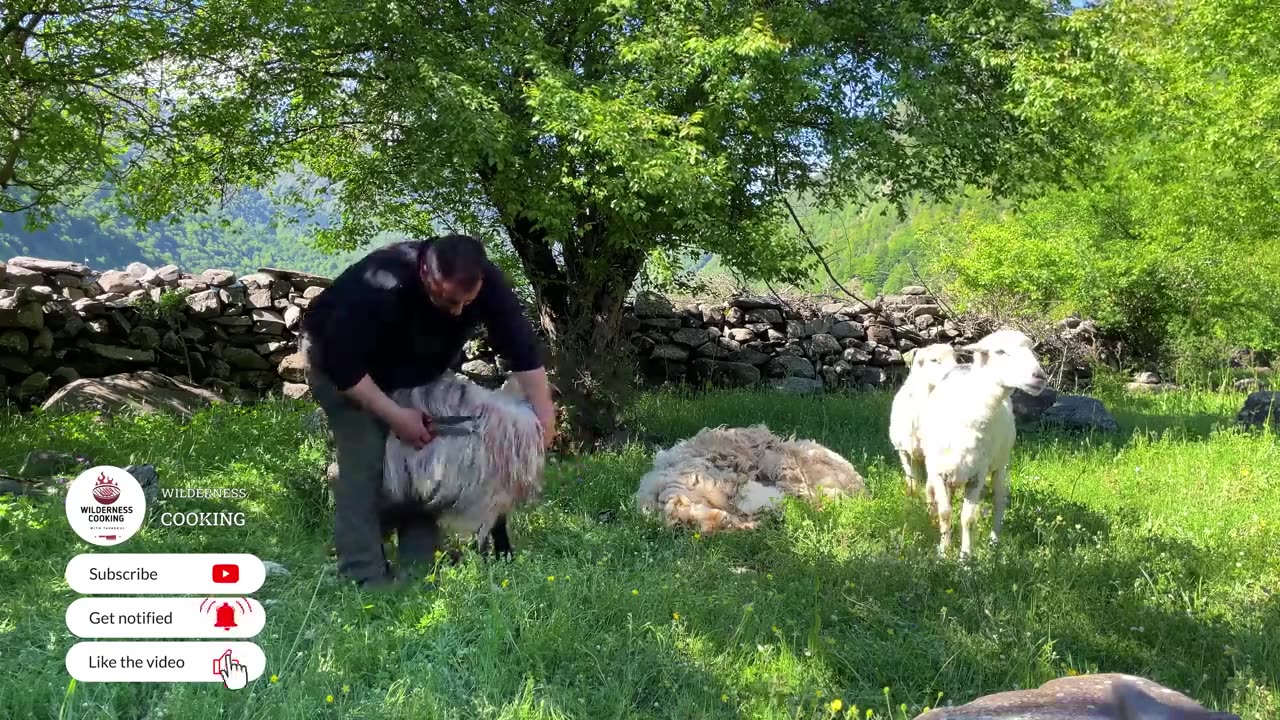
218;649;249;690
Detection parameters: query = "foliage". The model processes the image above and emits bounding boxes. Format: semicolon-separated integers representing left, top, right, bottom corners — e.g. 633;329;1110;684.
100;0;1097;441
918;0;1280;370
0;1;197;224
1;388;1277;718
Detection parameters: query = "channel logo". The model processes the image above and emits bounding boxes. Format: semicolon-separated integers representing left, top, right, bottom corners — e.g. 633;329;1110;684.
65;466;146;546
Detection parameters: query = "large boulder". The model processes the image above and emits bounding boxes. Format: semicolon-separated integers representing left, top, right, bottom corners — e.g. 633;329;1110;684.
40;371;227;419
1235;391;1278;430
913;673;1239;720
1039;395;1119;434
7;257;91;276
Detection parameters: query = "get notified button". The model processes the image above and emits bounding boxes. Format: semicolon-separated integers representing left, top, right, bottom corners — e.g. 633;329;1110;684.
66;554;265;595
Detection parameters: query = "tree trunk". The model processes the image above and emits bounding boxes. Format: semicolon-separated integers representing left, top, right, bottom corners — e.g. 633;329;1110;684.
500;205;645;449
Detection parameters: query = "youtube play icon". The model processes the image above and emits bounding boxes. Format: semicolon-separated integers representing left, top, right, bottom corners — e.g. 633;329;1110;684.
212;564;239;584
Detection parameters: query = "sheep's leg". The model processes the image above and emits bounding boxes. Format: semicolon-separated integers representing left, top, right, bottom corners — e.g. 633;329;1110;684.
989;465;1010;547
930;474;953;556
483;514;514;562
898;450;920;495
959;477;983;560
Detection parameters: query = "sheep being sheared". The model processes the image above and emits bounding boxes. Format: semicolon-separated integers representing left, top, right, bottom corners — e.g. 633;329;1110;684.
634;424;867;534
888;342;960;499
383;374;546;560
918;329;1047;558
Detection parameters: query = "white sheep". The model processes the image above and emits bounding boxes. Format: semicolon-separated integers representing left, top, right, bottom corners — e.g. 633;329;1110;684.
634;424;867;534
888;342;960;498
382;374;546;559
917;329;1047;558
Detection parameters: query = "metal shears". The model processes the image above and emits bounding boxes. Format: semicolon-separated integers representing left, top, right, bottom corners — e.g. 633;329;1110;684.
427;415;479;436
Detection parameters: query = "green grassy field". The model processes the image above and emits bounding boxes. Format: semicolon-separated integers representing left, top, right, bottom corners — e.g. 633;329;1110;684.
0;386;1276;719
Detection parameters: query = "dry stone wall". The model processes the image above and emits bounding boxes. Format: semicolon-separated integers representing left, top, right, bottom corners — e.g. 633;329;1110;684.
0;255;1096;408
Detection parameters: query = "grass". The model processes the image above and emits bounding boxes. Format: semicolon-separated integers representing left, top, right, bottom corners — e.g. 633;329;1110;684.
0;385;1277;719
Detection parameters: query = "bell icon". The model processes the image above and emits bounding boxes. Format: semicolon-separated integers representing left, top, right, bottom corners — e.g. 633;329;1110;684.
213;602;238;631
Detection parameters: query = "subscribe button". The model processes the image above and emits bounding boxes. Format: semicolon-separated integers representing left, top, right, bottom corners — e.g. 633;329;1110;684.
65;553;265;594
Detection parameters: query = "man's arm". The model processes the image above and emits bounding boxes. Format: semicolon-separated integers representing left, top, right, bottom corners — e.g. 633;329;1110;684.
477;265;557;444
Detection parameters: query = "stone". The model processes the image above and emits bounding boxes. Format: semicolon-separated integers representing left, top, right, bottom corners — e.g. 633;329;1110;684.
1011;387;1058;427
282;382;312;400
866;324;895;345
199;269;237;287
639;316;682;330
0;330;28;354
223;347;270;370
284;304;302;329
303;286;325;300
40;371;226;418
5;265;46;286
633;290;675;318
251;308;287;334
690;358;761;387
277;353;307;383
155;265;182;284
0;260;5;283
1233;378;1268;393
261;560;292;577
744;308;783;324
901;285;928;296
807;333;842;358
1040;395;1119;434
30;327;54;356
729;346;772;366
97;270;143;294
18;450;88;478
246;287;274;309
12;372;50;402
7;256;90;276
671;327;711;348
1125;381;1177;394
913;672;1240;720
651;344;690;362
830;320;865;340
770;377;824;395
84;343;156;364
842;346;872;364
1236;391;1278;430
727;328;756;343
128;326;161;350
0;354;33;374
0;297;43;330
870;346;904;366
727;294;780;310
122;463;161;504
724;306;746;326
50;367;80;386
177;278;209;292
769;355;816;379
52;273;82;289
462;359;498;378
185;289;222;318
1133;371;1161;384
211;315;253;329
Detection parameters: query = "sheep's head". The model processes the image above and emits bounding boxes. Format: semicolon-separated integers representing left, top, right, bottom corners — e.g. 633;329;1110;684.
909;343;960;389
963;330;1048;396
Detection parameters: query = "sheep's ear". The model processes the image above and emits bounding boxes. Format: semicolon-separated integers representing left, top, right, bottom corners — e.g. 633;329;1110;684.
968;347;990;367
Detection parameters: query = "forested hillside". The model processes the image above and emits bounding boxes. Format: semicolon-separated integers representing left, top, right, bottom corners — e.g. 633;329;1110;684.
0;181;373;276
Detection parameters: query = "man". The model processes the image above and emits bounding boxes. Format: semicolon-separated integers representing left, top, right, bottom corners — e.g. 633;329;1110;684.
301;234;556;589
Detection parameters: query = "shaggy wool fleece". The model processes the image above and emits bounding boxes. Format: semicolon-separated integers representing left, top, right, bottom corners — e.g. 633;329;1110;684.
634;424;867;533
383;376;545;540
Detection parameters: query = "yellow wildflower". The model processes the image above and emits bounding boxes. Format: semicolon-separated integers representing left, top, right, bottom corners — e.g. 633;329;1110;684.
632;589;639;596
325;694;334;704
547;575;556;583
342;685;350;694
829;698;843;713
672;613;680;620
269;674;279;683
721;694;729;703
1066;668;1080;677
501;579;510;588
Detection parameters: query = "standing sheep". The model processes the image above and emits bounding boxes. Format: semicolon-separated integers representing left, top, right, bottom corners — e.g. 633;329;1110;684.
888;343;960;499
918;329;1047;558
382;374;547;560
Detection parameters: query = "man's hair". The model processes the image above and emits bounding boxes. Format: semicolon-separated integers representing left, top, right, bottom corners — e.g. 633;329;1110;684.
422;234;488;286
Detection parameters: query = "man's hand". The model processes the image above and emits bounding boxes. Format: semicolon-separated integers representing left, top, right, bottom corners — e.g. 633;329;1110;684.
387;406;434;449
535;404;558;449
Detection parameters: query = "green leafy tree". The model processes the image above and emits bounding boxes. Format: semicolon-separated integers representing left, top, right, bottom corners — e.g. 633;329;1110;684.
922;0;1280;373
0;2;194;224
117;0;1096;441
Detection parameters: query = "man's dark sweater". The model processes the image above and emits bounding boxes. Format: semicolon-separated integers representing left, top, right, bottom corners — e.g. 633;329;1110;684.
301;239;542;392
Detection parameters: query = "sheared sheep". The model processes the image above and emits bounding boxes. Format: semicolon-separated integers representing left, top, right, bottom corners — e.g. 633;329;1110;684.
634;424;867;533
918;329;1047;558
888;343;960;498
382;374;546;560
